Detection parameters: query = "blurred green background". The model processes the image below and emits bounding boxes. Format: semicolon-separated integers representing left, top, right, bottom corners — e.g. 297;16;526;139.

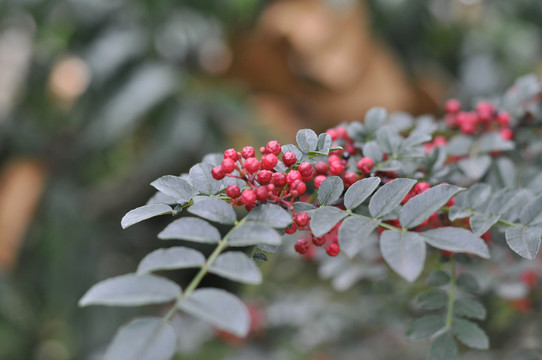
0;0;541;359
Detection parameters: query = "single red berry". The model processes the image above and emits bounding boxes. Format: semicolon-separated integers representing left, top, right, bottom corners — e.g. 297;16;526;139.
521;270;537;287
476;101;494;123
344;144;356;155
336;127;347;139
357;157;374;173
282;152;297;167
224;148;238;161
294;212;310;227
255;186;269;201
457;112;477;134
326;243;340;257
446;196;455;207
301;174;313;182
267;183;275;192
286;170;302;185
312;236;326;246
343;172;357;186
326;128;338;140
285;222;297;234
226;184;241;198
328;154;341;164
241;146;256;159
329;162;345;175
291;180;307;196
221;158;236;174
241;189;256;205
433;136;447;147
500;128;513;140
261;154;278;170
212;166;225;180
315;161;328;174
497;111;510;127
256;170;272;185
445;99;461;114
414;182;431;194
272;172;287;187
314;175;326;188
265;140;281;156
244;157;260;173
298;162;313;177
259;146;266;154
294;239;309;254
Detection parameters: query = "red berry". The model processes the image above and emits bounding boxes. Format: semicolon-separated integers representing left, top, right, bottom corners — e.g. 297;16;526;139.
244;157;260;173
344;144;356;155
445;99;461;114
414;182;430;194
224;148;238;161
291;180;307;196
446;196;455;207
256;170;272;185
267;183;275;192
521;270;537;287
476;101;494;119
298;162;313;177
315;161;328;174
326;129;338;140
314;175;326;188
433;136;447;147
285;223;297;234
241;146;255;159
328;155;341;164
259;146;266;154
294;212;310;227
326;243;340;257
226;184;241;198
329;162;345;175
221;158;236;173
272;172;287;187
241;189;256;205
265;140;281;156
343;172;357;186
357;157;374;173
457;112;477;134
212;166;225;180
286;170;302;184
500;128;513;140
261;154;278;170
282;152;297;167
301;174;313;182
497;111;510;127
336;127;347;139
294;239;309;254
312;236;326;246
255;186;269;201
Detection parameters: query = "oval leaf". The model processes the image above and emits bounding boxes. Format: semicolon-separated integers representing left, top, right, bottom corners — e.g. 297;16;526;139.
369;178;417;218
209;252;262;284
228;223;281;247
151;175;194;204
469;213;500;237
158;217;221;243
104;317;177;360
344;177;381;210
416;289;448;310
296;129;318;153
121;204;173;229
79;274;181;307
429;331;458;360
189;163;221;195
519;195;542;226
177;288;249;337
318;176;344;206
137;247;206;274
338;216;380;258
452;318;489;350
407;315;445;341
246;204;292;228
310;206;349;237
400;184;464;229
380;230;426;282
454;298;487;320
505;226;542;260
188;198;236;224
421;227;490;259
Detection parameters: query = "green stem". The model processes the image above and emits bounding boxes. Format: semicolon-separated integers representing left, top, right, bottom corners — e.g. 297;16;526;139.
445;257;456;328
350;212;402;231
163;217;247;322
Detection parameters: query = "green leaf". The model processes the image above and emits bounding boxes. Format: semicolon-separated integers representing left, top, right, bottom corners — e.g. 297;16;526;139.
293;202;316;213
246;204;292;228
478;132;515;153
376;125;402;155
104;317;177;360
338;216;380;258
228;223;281;247
380;230;426;282
452;318;489;350
429;331;458;360
416;289;448;310
209;252;262;284
158;217;221;243
177;288;249;337
310;206;349;237
188;198;236;224
427;270;450;286
446;134;473;156
469;213;500;236
458;156;491;180
316;133;332;154
79;274;181;307
344;177;381;210
400;184;464;229
151;175;194;204
402;130;432;149
137;247;206;274
318;176;344;206
520;195;542;226
421;227;490;258
454;298;487;320
456;273;480;293
505;226;542;260
296;129;318;153
364;107;387;134
189;163;221;195
407;315;445;341
448;207;471;221
121;204;173;229
369;178;417;218
363;141;383;162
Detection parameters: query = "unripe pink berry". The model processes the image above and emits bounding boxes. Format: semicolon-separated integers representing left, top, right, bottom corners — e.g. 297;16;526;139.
326;129;338;140
500;128;513;140
265;140;281;156
445;99;461;114
282;152;297;167
241;146;255;159
244;157;260;173
212;166;225;180
226;184;241;198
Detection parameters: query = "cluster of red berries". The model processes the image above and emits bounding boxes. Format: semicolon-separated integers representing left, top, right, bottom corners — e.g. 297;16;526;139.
444;99;512;140
294;223;341;257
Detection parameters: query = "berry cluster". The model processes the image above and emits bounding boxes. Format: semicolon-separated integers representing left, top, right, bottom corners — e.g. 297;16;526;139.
444;99;512;140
